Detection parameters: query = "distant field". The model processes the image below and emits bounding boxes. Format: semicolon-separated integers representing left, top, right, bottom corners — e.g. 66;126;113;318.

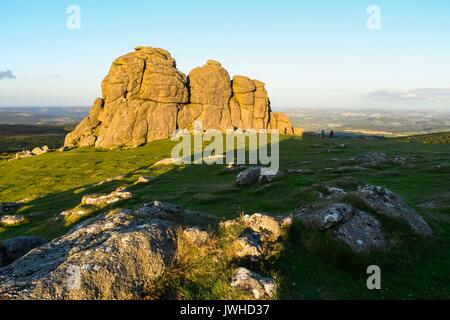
0;125;70;152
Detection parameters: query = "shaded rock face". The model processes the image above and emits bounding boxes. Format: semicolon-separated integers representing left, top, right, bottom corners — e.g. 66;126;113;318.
65;47;298;149
295;202;385;253
357;185;432;235
333;211;385;253
0;236;48;268
0;210;177;300
294;183;431;253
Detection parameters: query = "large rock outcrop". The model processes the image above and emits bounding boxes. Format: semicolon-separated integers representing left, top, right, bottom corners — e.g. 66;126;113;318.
65;47;299;149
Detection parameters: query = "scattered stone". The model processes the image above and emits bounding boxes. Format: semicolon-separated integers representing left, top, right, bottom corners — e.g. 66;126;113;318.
231;268;276;300
81;188;133;207
392;157;407;165
0;236;47;267
15;150;33;159
31;146;49;156
15;146;54;159
0;215;28;227
241;213;290;242
236;167;261;186
258;171;285;183
350;152;388;165
137;176;152;184
325;186;347;195
357;185;432;235
233;229;263;259
333;211;385;253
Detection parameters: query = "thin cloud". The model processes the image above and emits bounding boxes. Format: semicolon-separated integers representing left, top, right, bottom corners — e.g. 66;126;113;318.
0;70;16;80
368;88;450;100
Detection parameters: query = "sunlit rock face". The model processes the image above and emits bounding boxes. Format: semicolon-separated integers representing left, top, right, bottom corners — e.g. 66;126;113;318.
65;47;298;149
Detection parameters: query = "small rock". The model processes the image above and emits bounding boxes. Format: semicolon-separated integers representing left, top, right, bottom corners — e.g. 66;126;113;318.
0;215;28;227
258;171;285;184
350;152;388;165
233;229;263;259
296;203;354;231
31;147;48;156
392;157;407;165
241;213;290;242
137;176;152;184
231;268;276;300
236;167;261;186
81;188;133;207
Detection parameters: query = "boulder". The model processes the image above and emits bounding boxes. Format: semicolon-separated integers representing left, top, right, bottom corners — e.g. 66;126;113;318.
333;211;385;253
236;167;261;186
0;236;47;267
0;210;177;300
231;268;276;300
356;185;432;235
296;203;354;231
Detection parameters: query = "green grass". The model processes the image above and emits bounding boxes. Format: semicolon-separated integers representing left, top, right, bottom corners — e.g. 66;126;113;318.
0;134;449;299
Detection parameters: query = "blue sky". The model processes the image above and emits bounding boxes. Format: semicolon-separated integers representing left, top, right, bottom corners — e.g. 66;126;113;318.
1;0;449;110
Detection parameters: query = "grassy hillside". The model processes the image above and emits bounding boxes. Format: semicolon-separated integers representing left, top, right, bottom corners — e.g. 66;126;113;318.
396;131;450;144
1;135;449;299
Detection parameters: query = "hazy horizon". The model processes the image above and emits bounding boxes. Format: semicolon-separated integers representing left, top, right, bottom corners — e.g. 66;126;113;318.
1;0;449;110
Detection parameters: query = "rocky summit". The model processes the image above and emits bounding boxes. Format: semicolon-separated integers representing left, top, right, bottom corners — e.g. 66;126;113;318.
65;47;299;149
